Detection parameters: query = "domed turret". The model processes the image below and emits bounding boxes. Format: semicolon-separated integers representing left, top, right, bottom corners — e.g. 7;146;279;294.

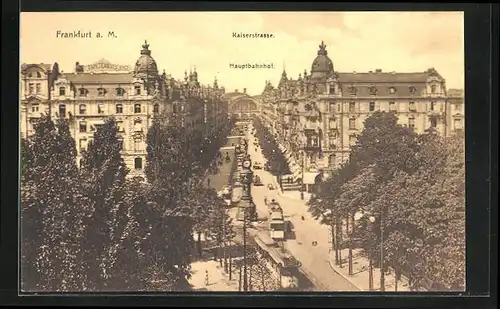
134;40;159;80
310;41;334;80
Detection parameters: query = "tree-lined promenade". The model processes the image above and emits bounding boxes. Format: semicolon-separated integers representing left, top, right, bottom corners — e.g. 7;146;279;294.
308;111;465;291
21;113;236;292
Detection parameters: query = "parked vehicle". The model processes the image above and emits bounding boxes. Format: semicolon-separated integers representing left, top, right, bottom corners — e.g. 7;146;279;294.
253;161;262;169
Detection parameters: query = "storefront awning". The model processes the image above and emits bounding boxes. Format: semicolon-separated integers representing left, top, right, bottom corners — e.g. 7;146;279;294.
303;172;320;185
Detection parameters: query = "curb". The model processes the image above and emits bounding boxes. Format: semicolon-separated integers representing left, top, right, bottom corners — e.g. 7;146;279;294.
327;249;364;291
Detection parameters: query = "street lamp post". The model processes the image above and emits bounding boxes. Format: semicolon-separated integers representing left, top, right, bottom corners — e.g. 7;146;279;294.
369;213;385;292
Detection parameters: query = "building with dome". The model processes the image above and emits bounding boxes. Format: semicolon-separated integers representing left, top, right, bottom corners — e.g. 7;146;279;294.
259;41;464;187
20;41;228;180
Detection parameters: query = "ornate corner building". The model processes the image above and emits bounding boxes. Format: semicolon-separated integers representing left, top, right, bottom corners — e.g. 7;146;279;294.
259;41;465;179
20;41;229;180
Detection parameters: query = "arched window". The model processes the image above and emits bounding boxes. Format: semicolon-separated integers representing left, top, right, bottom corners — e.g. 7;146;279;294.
79;87;87;97
134;157;143;170
97;87;106;96
134;104;141;113
79;104;86;114
116;104;123;114
28;72;33;78
36;72;41;78
116;87;125;96
328;154;336;167
59;87;66;96
369;86;377;95
59;104;66;117
134;119;143;132
153;103;159;114
431;84;437;94
349;117;356;130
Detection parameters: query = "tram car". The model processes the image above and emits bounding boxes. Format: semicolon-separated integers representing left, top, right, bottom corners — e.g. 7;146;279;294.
252;231;300;289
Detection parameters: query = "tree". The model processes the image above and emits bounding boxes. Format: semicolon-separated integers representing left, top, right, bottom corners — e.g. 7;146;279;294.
80;117;129;290
350;111;420;179
336;167;381;275
21;115;90;291
253;117;290;175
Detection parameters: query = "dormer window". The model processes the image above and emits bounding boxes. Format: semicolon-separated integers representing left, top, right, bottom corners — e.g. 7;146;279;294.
134;104;142;113
97;87;106;96
348;86;357;95
36;72;41;78
431;84;437;94
79;88;87;97
134;85;141;95
59;87;66;96
389;87;396;94
369;86;378;95
409;86;417;94
329;84;335;94
116;87;125;96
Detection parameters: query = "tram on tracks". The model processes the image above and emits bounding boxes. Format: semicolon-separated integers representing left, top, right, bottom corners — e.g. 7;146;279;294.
251;230;301;289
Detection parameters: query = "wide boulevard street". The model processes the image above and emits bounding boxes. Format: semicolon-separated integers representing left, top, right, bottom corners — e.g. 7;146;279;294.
244;122;359;292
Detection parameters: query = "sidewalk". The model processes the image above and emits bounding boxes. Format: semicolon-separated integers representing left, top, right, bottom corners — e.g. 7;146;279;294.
278;188;414;292
328;248;412;292
189;260;239;292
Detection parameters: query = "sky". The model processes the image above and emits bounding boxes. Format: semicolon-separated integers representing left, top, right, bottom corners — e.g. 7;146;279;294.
20;12;464;96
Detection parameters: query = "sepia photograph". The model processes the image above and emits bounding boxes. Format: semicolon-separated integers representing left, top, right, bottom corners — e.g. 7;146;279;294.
19;11;465;293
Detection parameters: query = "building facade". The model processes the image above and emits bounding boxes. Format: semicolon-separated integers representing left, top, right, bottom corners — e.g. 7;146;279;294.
259;41;465;181
20;41;228;179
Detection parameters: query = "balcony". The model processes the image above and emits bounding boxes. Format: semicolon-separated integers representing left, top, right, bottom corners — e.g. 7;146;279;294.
302;141;321;152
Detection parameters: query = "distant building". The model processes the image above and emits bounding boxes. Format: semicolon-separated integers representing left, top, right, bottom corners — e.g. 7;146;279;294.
259;41;464;182
20;41;228;180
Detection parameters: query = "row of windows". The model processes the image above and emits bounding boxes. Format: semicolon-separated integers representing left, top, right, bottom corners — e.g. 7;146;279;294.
325;101;442;113
79;119;143;133
345;85;438;95
57;103;159;116
79;137;145;153
27;72;42;78
73;86;143;97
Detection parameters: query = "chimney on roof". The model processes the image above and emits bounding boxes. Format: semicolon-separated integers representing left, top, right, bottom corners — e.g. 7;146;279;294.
235;89;238;93
375;69;382;73
369;71;373;73
243;88;247;94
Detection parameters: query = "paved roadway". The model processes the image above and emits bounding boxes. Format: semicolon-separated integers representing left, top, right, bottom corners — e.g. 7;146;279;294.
204;138;240;192
245;123;359;292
